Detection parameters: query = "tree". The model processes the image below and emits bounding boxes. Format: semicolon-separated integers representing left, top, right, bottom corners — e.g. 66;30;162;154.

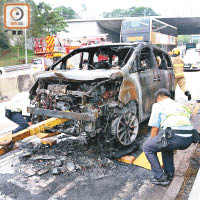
81;3;87;13
0;0;12;50
177;35;191;44
78;3;88;18
54;6;79;20
128;6;158;17
26;0;42;38
10;35;25;59
102;6;159;18
0;29;9;50
36;2;68;36
102;8;128;18
0;0;7;24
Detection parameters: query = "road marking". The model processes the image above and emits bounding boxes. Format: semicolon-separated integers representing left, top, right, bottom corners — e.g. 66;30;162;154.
131;180;152;200
112;179;134;200
0;151;21;174
8;175;56;195
48;176;86;200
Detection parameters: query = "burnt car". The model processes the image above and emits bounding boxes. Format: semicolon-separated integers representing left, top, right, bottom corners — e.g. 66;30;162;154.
30;42;174;147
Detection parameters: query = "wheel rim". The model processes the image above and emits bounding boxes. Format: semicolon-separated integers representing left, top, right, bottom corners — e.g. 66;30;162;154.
116;112;139;146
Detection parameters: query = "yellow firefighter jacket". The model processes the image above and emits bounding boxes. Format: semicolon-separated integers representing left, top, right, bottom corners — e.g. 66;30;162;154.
171;56;184;78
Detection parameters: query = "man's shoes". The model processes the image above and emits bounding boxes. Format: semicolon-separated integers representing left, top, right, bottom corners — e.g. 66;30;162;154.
167;173;174;181
151;174;170;186
164;171;174;181
185;91;191;101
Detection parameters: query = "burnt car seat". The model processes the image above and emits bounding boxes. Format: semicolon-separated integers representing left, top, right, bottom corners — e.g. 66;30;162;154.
160;59;168;70
95;61;112;69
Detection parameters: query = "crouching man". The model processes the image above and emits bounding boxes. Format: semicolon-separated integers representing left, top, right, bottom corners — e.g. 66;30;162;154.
143;88;194;186
5;92;31;134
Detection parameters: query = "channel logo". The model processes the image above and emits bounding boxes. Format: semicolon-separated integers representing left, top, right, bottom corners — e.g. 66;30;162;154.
10;7;24;21
4;3;30;29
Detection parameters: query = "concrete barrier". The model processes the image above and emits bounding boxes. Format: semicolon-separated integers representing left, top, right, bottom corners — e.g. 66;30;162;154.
0;76;19;98
0;73;35;99
17;74;35;92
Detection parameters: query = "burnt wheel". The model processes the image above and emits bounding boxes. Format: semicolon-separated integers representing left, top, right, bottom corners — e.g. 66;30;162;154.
116;112;139;146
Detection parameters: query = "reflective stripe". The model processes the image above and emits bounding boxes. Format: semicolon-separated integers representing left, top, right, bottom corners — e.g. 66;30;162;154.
161;116;191;127
166;112;190;119
11;108;21;112
6;106;21;112
183;106;192;115
175;73;184;78
175;134;192;137
175;120;191;126
173;64;184;67
162;113;191;126
161;107;191;127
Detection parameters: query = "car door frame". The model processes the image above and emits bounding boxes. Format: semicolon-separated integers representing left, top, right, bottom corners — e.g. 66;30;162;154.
136;45;159;122
153;48;175;95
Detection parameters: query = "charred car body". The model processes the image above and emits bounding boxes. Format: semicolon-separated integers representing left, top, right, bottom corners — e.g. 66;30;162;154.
30;42;174;146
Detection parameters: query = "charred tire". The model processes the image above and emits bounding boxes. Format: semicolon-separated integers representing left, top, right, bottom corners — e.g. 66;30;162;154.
114;112;139;146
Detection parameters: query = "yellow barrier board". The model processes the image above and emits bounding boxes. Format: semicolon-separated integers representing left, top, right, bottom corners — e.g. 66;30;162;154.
0;117;69;156
117;155;136;164
36;132;60;139
132;152;163;170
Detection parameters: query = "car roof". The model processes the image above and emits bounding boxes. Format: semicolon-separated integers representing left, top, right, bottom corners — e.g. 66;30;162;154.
75;42;166;53
77;42;138;50
66;42;163;55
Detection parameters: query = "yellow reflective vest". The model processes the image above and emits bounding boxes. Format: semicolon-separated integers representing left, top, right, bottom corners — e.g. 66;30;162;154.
161;105;192;128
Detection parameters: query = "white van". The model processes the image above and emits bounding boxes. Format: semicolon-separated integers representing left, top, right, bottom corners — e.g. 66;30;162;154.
31;58;48;71
183;48;200;70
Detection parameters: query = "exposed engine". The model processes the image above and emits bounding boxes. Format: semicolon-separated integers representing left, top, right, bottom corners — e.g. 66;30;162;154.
33;77;127;142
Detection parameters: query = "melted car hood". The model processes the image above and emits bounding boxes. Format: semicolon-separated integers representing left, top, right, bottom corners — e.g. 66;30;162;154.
36;69;123;81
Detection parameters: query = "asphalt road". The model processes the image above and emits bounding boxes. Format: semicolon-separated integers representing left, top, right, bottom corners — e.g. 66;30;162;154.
175;71;200;101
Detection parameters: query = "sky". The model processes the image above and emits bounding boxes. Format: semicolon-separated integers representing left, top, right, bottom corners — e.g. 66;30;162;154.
34;0;200;18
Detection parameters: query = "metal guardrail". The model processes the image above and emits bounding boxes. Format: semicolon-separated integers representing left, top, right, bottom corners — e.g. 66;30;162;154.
0;64;31;74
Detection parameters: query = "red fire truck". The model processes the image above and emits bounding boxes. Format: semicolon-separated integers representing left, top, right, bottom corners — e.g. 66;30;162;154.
32;34;110;70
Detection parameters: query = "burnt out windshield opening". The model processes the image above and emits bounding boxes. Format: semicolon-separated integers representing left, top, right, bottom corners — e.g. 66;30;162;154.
60;46;135;70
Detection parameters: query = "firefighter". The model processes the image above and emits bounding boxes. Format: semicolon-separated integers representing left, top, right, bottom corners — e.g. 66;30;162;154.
171;48;191;100
143;88;194;185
